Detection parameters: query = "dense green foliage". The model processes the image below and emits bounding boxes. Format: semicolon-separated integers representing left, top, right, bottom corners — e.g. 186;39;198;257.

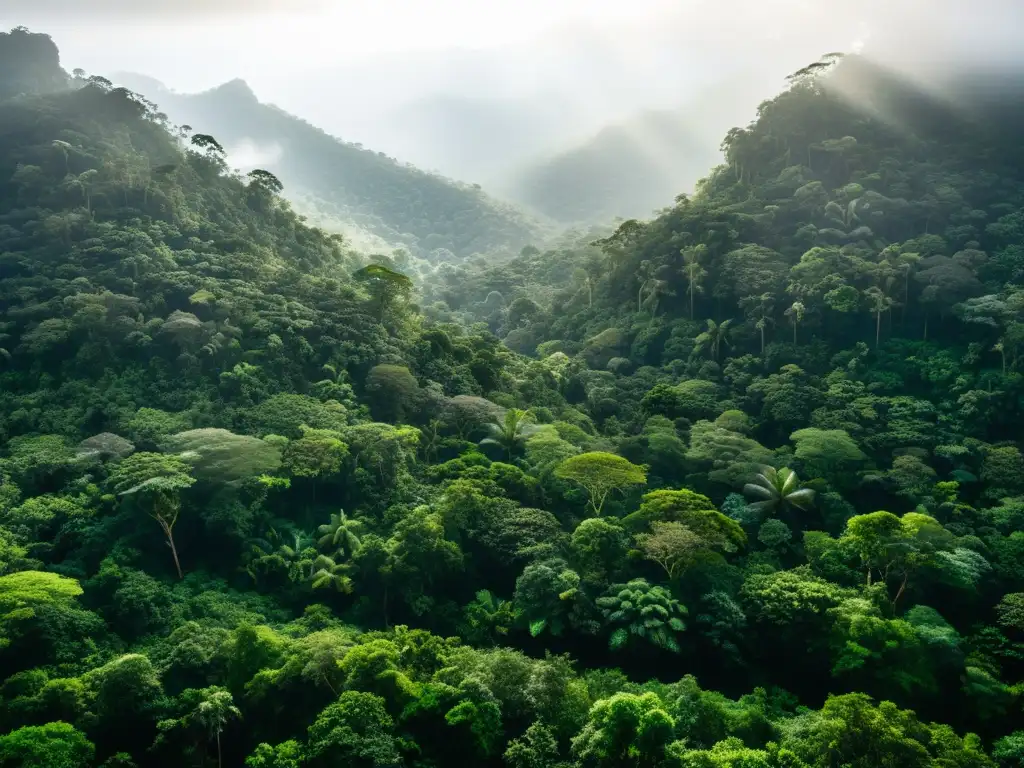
1;28;1023;768
112;73;541;260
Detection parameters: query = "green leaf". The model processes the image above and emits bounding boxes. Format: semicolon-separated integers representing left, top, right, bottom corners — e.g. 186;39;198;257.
609;628;629;650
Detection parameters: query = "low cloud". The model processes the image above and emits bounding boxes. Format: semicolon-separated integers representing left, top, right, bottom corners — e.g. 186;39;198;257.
225;139;284;173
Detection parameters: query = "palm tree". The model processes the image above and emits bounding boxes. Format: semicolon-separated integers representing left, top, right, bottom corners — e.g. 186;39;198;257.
196;688;241;768
740;293;775;356
636;260;654;313
865;286;897;347
309;554;353;593
994;339;1007;375
681;245;708;319
694;319;733;361
479;408;535;460
243;527;316;586
316;510;364;557
785;301;805;345
743;466;815;518
52;139;71;174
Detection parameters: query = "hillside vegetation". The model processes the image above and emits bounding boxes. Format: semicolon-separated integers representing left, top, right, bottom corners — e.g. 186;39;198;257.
111;73;541;260
1;27;1024;768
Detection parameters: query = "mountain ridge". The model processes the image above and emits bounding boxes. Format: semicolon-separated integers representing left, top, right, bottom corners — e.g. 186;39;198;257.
107;70;544;260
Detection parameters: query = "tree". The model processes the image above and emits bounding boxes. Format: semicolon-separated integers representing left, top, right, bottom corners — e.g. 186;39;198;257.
191;133;225;154
317;510;364;558
839;511;955;609
51;138;74;175
634;522;705;580
504;720;564;768
281;427;349;500
246;741;304;768
623;490;746;552
76;432;135;461
0;571;84;653
572;692;675;766
694;319;733;361
308;554;353;593
785;301;805;345
555;452;648;515
740;293;776;355
353;264;413;324
162;429;282;484
460;589;516;646
247;169;283;195
743;467;815;519
681;244;708;319
305;691;400;768
995;593;1024;632
569;518;628;584
441;395;505;439
597;578;687;652
196;687;241;768
864;286;897;347
789;428;868;488
513;559;589;638
365;365;421;423
479;408;536;461
0;721;94;768
686;416;775;489
106;452;196;578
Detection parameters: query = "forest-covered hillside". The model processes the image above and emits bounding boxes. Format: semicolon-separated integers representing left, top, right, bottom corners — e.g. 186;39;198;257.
512;74;778;224
1;25;1024;768
108;72;541;260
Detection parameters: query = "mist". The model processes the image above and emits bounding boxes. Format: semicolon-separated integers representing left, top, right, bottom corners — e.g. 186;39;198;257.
3;0;1022;214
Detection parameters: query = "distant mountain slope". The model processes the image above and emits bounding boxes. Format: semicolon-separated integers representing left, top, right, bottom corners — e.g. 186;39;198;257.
110;73;542;259
0;27;67;99
512;73;782;223
367;92;581;191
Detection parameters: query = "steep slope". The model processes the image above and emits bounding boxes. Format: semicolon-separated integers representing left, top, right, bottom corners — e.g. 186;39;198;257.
437;52;1024;441
512;72;782;223
110;73;542;260
0;47;403;438
0;26;67;98
3;30;1024;768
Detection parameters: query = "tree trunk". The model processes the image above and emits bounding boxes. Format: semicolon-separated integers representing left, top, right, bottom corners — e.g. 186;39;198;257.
216;730;222;768
875;310;881;347
892;573;908;612
793;322;797;345
760;325;765;356
162;522;183;579
689;283;694;319
923;314;928;341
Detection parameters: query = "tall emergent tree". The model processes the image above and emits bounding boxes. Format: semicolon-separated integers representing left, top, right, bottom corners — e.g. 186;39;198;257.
555;452;648;515
107;452;196;578
353;263;413;324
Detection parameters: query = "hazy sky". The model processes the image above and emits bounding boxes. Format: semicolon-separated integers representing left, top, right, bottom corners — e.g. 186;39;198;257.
4;0;1021;192
1;0;691;90
3;0;1020;94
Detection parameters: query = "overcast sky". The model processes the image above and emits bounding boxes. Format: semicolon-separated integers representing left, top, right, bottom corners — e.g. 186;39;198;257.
1;0;692;90
2;0;1020;93
3;0;1021;189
